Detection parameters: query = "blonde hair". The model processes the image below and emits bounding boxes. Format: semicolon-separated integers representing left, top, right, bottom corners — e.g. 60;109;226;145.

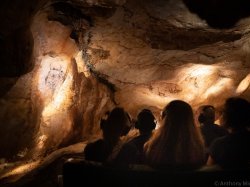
144;100;205;168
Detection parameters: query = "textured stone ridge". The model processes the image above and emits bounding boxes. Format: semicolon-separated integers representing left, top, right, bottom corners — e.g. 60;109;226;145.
0;0;250;162
0;11;115;160
85;0;250;115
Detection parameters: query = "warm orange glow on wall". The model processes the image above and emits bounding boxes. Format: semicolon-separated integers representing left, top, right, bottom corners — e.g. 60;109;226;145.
117;64;240;115
204;78;234;99
0;161;40;180
75;51;91;77
236;73;250;94
38;55;69;102
33;53;78;155
38;55;74;121
36;135;48;150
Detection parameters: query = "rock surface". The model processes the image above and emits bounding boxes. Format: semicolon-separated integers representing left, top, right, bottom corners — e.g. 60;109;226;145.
85;0;250;116
0;0;250;161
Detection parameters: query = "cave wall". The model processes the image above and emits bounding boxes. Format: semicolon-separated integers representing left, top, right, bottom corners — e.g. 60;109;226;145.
30;12;115;157
85;0;250;116
0;0;250;161
0;8;115;160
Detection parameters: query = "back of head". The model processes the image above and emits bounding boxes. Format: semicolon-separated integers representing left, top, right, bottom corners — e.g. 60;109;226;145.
145;100;205;167
161;100;198;148
101;107;131;140
198;105;215;125
162;100;194;131
135;109;156;133
222;97;250;130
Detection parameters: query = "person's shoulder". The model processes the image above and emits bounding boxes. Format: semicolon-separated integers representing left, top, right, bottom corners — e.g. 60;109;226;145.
128;136;141;144
84;139;109;162
200;124;206;129
200;124;210;132
122;139;137;150
209;135;228;160
117;139;138;157
232;130;250;141
212;124;228;133
211;123;223;129
85;139;104;151
210;134;229;148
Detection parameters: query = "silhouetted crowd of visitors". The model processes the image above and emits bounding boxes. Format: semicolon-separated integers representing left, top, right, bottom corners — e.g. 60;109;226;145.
83;97;250;170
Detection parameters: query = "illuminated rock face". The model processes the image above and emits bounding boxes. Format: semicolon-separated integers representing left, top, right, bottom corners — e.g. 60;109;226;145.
0;11;115;160
29;13;115;157
0;0;250;160
85;0;250;117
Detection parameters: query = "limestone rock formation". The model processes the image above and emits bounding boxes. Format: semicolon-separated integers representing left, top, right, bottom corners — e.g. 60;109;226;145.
0;0;250;162
85;0;250;114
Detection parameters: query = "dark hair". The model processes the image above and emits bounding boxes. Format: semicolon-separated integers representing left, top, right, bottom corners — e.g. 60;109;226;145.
144;100;205;167
135;109;156;132
222;97;250;130
198;105;215;124
101;107;131;139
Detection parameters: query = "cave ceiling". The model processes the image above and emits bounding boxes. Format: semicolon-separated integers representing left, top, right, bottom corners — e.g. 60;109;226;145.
1;0;250;112
0;0;250;160
44;0;250;112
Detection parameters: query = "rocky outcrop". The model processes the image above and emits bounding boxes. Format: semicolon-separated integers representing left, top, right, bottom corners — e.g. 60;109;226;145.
0;11;115;160
0;0;49;77
84;0;250;114
183;0;250;28
0;73;37;160
29;12;115;158
0;0;250;161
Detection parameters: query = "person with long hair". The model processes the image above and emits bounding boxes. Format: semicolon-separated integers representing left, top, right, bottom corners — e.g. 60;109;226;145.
144;100;205;169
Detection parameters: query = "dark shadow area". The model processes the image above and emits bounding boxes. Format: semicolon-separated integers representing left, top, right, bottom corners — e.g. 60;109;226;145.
48;1;116;27
0;27;34;77
0;78;18;98
63;159;250;187
147;27;242;50
183;0;250;28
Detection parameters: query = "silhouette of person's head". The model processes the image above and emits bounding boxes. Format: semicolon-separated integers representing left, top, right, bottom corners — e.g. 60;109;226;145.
100;107;131;142
161;100;195;130
135;109;156;134
144;100;205;167
222;97;250;131
198;105;215;125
